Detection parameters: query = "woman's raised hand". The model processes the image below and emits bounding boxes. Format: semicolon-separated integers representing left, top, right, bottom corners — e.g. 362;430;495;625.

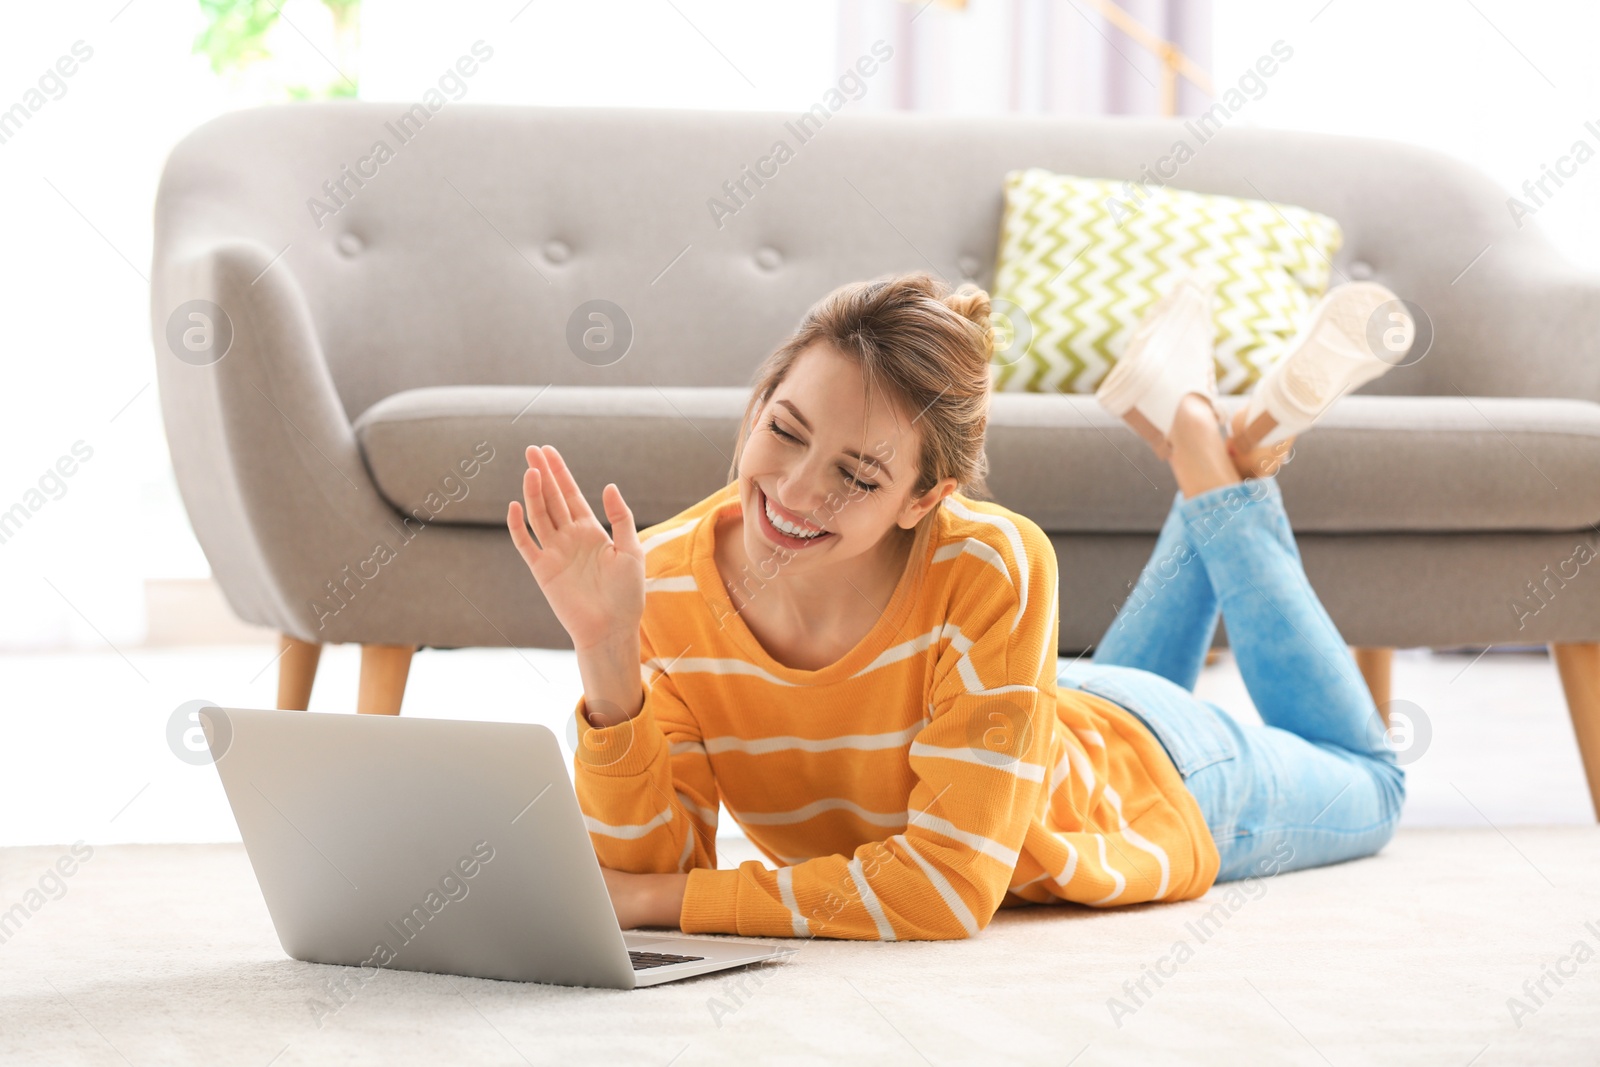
506;445;645;652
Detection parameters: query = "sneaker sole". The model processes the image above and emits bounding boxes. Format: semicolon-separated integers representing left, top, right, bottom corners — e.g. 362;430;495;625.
1095;275;1219;453
1241;282;1410;448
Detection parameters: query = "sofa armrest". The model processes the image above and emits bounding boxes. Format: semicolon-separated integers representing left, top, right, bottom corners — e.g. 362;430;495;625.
152;239;399;640
1414;251;1600;404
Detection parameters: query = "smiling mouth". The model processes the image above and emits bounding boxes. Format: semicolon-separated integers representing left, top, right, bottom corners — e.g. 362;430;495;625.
756;486;833;544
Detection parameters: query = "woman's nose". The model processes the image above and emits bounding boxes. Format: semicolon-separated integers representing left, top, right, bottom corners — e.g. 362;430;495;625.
778;468;832;514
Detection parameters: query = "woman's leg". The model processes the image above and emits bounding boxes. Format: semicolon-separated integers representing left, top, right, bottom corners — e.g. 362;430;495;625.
1085;491;1222;692
1067;397;1403;881
1174;474;1406;880
1181;476;1385;757
1080;397;1299;690
1082;398;1271;691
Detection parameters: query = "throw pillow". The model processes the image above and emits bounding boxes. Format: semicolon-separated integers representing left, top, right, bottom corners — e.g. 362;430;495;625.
989;167;1344;396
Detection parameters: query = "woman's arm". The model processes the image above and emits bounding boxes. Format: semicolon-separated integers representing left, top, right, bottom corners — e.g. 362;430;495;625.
571;633;721;880
575;631;643;726
600;869;690;929
507;444;718;919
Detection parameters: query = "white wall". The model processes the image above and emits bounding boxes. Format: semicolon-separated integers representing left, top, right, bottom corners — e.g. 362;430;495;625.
1213;0;1600;272
0;2;243;650
361;1;840;110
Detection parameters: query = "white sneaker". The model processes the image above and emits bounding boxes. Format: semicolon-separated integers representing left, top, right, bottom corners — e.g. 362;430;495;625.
1237;281;1414;449
1094;270;1223;460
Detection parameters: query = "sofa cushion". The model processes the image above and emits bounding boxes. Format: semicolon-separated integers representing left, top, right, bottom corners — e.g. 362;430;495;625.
990;167;1344;397
353;387;1600;534
989;393;1600;534
353;386;753;532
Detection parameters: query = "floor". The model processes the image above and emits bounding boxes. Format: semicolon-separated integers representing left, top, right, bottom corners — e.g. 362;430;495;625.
2;643;1595;1064
0;643;1589;848
2;828;1596;1066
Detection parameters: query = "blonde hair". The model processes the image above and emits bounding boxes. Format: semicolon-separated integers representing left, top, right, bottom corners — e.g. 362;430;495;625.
728;270;995;548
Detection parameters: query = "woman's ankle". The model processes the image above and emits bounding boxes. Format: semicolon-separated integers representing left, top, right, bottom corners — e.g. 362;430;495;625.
1226;407;1296;479
1168;395;1242;499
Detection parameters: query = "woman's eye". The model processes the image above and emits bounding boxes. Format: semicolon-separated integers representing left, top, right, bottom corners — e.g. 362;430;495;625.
844;470;880;493
768;417;878;491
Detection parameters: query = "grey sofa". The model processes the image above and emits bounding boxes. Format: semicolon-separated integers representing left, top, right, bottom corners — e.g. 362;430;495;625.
150;103;1600;817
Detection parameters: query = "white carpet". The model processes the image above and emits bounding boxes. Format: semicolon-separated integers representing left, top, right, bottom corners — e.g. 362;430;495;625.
3;830;1598;1066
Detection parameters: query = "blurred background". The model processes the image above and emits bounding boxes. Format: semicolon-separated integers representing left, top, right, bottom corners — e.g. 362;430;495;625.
3;0;1597;845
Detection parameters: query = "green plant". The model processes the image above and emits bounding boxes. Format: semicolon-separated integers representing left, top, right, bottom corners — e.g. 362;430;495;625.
193;0;361;98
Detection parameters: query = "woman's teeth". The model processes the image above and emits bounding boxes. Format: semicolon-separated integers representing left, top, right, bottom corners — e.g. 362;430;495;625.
764;494;826;539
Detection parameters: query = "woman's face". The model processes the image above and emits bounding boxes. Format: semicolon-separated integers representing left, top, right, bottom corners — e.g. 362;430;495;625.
735;343;952;576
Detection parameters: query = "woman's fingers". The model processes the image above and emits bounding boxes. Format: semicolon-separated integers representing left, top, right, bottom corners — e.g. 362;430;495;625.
541;445;595;526
603;483;642;559
527;445;572;528
518;460;556;544
506;500;543;568
511;468;552;556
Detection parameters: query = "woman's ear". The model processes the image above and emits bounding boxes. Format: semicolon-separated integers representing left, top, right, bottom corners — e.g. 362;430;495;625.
900;477;958;529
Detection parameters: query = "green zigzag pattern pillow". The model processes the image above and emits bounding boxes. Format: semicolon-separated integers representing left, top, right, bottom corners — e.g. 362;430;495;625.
990;168;1344;396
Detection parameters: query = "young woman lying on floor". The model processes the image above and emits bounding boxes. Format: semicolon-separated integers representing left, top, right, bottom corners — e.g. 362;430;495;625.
506;269;1411;940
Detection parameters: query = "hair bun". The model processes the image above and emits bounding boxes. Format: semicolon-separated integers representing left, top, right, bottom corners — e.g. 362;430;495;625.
944;283;994;360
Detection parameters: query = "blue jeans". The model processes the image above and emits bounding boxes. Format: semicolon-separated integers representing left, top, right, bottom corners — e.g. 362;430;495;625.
1058;476;1405;884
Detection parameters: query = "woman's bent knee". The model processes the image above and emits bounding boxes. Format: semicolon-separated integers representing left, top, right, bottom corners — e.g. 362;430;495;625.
1355;758;1406;855
1372;758;1407;827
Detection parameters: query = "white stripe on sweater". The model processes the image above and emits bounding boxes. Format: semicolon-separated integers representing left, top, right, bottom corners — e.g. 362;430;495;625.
675;826;695;872
1048;752;1074;797
1011;870;1051;891
932;537;1013;585
584;806;672;840
645;656;799;687
777;867;812;938
675;791;719;827
907;810;1020;867
1090;834;1128;904
1037;578;1058;680
908;741;1046;782
943;498;1030;633
1097;781;1172;900
851;625;948;679
704;722;922;755
641;518;701;555
1054;837;1080;887
1065;740;1097;795
644;574;698;593
847;856;897;940
891;834;979;937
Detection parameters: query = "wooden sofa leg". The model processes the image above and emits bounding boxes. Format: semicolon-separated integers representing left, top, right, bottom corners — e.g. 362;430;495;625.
1550;642;1600;822
359;643;416;715
1352;647;1393;724
277;634;322;711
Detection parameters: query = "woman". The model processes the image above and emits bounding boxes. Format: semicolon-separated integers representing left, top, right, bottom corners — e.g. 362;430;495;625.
505;269;1409;941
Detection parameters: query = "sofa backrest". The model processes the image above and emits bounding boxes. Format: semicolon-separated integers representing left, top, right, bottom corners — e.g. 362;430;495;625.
153;102;1580;423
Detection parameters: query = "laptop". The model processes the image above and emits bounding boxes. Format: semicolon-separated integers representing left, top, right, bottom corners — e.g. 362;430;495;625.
198;705;795;989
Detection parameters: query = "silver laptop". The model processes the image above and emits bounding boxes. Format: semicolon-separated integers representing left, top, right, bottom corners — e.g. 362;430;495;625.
199;706;794;989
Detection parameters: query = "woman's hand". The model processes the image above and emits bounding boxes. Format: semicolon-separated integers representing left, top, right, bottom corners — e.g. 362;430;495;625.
507;445;646;652
600;867;690;930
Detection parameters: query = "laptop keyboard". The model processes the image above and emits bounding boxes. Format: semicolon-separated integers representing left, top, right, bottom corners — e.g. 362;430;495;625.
629;950;706;971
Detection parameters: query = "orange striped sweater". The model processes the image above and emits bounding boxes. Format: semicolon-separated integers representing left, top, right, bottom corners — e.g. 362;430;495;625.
572;481;1220;940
